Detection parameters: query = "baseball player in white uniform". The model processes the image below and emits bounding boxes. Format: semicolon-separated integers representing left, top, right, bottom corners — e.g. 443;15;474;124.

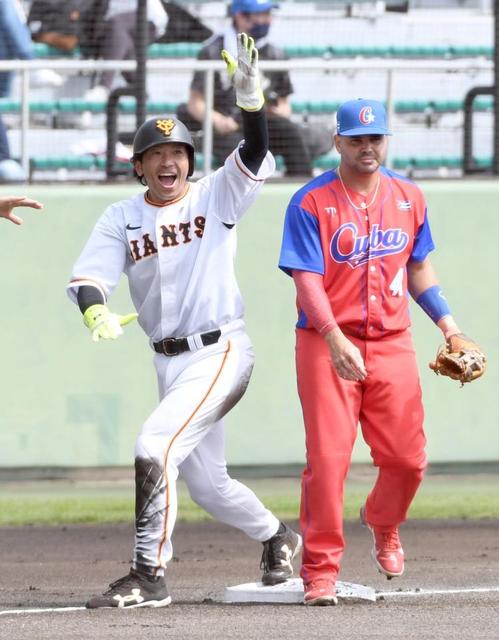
67;34;301;609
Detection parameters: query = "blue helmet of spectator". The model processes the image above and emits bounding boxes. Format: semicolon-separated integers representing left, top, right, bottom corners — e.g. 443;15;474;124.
230;0;279;14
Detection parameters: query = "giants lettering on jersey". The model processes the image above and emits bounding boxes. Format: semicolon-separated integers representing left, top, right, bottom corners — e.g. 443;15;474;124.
330;222;408;269
129;216;205;262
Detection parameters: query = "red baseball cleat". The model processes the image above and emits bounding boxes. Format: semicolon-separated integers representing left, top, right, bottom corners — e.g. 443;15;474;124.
303;579;338;606
360;506;405;579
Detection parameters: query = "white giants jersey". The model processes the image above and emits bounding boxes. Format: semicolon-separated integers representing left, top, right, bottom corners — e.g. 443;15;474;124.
67;149;275;342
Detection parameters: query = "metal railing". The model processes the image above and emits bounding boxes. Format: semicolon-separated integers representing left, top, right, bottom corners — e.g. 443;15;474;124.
0;56;493;177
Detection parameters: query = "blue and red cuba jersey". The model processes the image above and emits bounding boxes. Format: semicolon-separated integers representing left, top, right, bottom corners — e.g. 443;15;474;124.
278;167;435;339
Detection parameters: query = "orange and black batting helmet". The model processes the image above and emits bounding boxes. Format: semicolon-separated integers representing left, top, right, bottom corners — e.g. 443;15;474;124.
131;117;195;176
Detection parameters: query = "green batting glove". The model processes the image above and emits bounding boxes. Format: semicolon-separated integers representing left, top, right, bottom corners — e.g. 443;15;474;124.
221;32;264;111
83;304;138;342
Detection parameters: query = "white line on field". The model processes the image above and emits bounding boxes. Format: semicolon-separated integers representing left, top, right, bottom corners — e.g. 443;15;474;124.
1;586;499;615
0;606;86;616
377;586;499;599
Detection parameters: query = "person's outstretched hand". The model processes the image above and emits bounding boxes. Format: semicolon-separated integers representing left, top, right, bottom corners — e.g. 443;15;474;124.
0;195;43;225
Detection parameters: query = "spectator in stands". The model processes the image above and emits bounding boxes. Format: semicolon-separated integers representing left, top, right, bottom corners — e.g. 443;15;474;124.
177;0;332;177
27;0;85;54
155;2;212;45
0;0;63;96
0;115;25;183
84;0;169;101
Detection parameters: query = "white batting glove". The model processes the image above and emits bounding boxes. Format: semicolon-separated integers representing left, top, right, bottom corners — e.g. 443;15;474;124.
83;304;138;342
221;32;265;112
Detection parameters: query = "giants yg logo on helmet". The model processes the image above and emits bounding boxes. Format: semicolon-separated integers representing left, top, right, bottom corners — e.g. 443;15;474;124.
359;106;375;125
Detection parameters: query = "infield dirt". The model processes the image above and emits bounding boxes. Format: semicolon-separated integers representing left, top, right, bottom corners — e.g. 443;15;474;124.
1;517;498;640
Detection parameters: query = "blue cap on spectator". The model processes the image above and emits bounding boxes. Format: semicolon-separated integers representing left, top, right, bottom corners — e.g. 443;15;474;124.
230;0;279;14
336;99;392;136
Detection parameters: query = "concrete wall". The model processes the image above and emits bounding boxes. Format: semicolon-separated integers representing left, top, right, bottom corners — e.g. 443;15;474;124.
0;181;497;467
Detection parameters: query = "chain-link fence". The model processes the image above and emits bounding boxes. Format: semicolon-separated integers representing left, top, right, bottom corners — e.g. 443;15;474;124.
0;1;495;182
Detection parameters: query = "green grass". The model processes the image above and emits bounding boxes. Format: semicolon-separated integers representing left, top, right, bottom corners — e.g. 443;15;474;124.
0;477;497;526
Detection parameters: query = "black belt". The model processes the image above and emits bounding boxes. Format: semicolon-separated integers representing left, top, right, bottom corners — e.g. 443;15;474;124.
153;329;221;356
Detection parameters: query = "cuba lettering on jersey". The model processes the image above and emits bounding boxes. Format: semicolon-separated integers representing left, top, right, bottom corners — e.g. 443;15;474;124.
279;167;435;339
67;150;275;342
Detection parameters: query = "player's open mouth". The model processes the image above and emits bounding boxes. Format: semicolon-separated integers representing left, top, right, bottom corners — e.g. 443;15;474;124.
158;174;176;187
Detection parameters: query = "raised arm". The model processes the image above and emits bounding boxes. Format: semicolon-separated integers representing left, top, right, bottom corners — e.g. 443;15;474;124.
222;33;268;175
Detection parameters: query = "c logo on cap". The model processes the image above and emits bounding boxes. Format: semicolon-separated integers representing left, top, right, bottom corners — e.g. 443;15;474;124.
359;106;375;125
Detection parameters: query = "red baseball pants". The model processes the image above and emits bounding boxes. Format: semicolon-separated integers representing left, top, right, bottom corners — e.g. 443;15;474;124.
296;328;427;585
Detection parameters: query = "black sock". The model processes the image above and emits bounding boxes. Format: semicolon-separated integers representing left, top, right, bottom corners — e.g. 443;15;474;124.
263;522;287;544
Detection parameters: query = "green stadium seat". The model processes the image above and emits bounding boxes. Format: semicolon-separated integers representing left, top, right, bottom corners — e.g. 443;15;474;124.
1;96;491;120
143;101;179;114
30;156;95;170
313;155;336;170
30;100;58;113
290;101;309;114
360;46;389;57
57;99;105;113
389;46;418;57
388;45;452;58
445;157;462;169
392;157;412;170
396;156;464;170
147;43;202;58
26;154;493;174
423;46;450;57
0;98;181;115
305;101;341;114
0;100;20;113
284;45;329;58
32;41;494;62
395;100;431;113
32;43;79;57
450;46;493;57
431;100;462;113
474;98;493;111
94;157;130;170
330;46;358;57
33;41;203;59
474;157;493;169
0;99;58;113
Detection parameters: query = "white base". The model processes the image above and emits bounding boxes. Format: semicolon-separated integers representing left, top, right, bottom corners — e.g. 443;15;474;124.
224;578;376;604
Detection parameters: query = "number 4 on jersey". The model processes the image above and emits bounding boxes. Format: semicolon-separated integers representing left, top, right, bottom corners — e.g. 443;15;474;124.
389;268;404;296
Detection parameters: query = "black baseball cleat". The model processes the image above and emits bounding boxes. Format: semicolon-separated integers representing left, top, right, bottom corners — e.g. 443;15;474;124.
86;568;171;609
260;523;303;586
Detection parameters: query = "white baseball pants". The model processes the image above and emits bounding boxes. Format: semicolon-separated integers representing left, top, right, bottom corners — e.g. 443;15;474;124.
133;320;279;574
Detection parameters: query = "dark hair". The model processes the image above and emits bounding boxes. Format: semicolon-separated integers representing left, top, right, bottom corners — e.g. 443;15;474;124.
130;156;147;185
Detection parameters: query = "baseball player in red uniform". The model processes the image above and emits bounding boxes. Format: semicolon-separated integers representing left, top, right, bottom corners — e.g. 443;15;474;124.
279;98;476;605
67;34;301;609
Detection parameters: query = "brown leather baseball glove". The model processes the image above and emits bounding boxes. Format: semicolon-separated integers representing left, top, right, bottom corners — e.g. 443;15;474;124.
429;333;486;385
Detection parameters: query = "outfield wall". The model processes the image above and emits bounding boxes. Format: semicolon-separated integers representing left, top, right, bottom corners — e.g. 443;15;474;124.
0;182;497;467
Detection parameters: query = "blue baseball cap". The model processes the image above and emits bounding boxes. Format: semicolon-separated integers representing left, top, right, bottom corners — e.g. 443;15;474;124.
336;99;392;136
230;0;279;14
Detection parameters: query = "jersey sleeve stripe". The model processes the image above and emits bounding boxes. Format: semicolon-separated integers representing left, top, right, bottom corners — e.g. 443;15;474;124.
410;209;435;262
233;148;267;181
279;205;324;276
66;277;108;304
